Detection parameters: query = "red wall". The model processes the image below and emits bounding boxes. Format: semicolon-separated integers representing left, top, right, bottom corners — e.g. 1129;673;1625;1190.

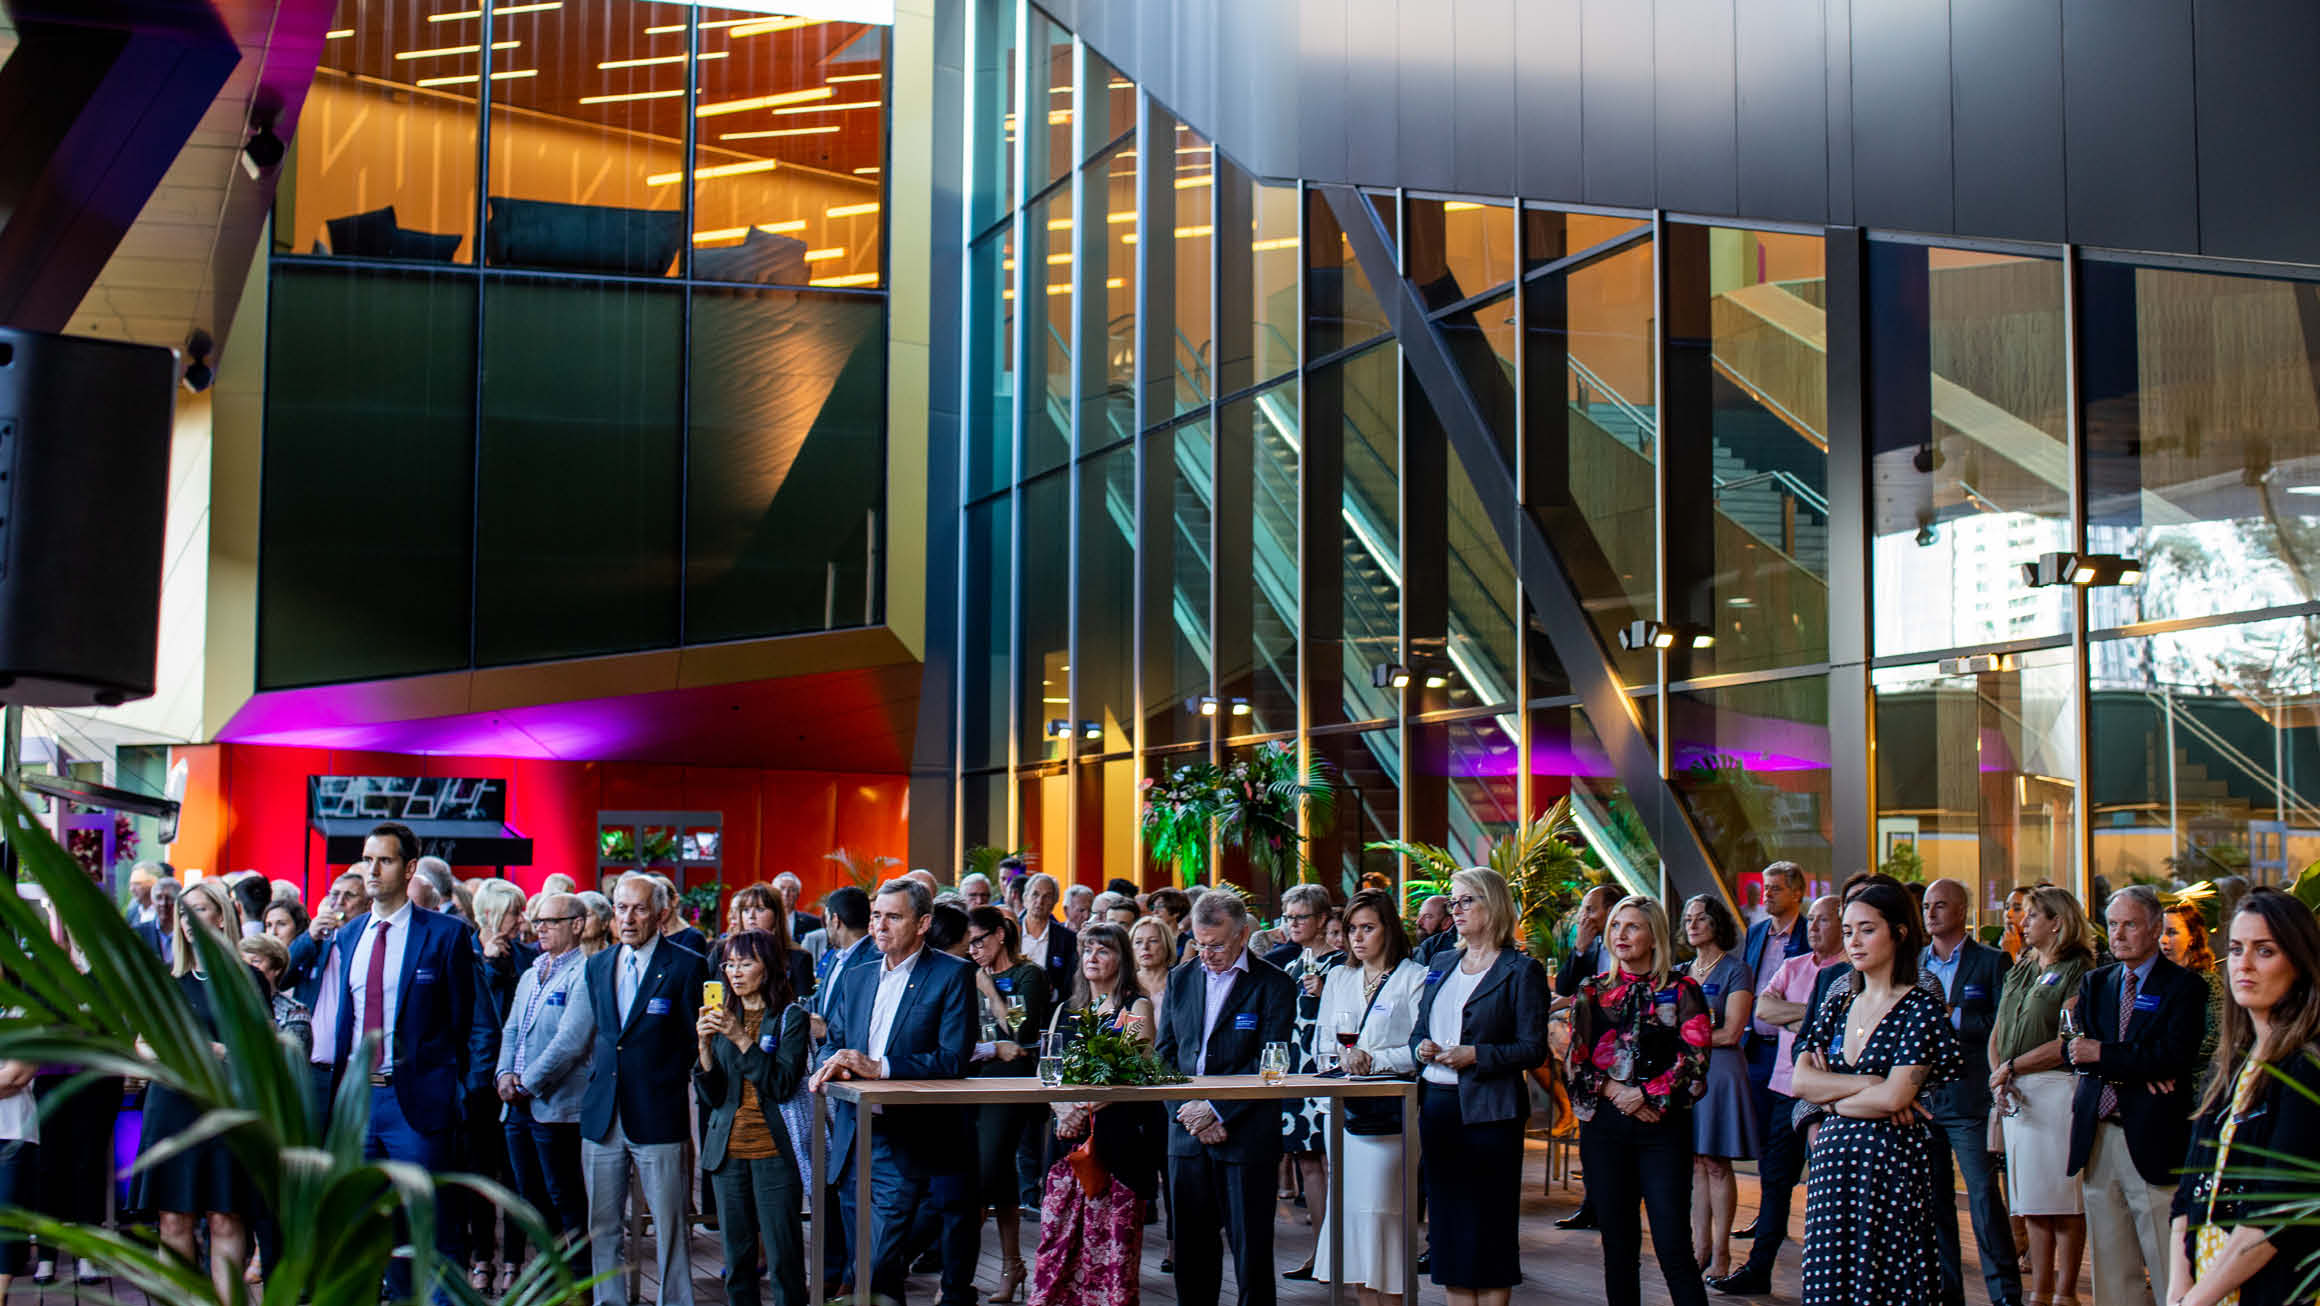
167;742;907;909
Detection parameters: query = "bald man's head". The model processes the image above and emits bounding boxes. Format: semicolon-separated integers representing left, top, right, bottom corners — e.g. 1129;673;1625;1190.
1806;893;1844;956
1923;877;1969;945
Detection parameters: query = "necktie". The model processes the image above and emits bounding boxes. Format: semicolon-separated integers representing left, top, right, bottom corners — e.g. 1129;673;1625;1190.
2100;969;2136;1120
622;952;641;1025
363;921;392;1043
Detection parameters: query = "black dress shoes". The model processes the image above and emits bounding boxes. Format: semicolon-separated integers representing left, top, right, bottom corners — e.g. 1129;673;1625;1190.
1553;1204;1598;1231
1733;1217;1760;1240
1282;1263;1318;1282
1707;1268;1773;1296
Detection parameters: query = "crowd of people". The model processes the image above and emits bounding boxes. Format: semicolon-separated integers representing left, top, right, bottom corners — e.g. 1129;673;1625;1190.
5;841;2316;1306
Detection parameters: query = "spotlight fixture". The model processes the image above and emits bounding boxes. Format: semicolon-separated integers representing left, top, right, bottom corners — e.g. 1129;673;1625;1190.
241;96;287;180
1371;663;1411;690
1044;718;1073;738
1185;695;1220;716
1420;667;1450;689
1937;653;2011;676
1912;442;1945;474
2019;551;2144;589
1228;698;1251;716
1617;619;1714;651
180;329;215;393
1079;720;1103;741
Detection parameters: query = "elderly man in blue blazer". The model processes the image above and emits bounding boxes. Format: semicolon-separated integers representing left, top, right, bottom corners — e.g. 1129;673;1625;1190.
328;822;495;1303
809;877;979;1306
579;874;710;1306
494;891;595;1243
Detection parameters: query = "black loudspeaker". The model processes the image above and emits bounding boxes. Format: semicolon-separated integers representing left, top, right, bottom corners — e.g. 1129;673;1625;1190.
0;327;177;706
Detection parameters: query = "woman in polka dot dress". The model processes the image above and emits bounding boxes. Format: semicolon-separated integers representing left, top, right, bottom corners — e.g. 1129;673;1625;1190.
1790;881;1964;1306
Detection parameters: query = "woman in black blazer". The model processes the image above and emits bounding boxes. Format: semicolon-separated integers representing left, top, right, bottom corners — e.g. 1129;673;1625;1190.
2168;889;2320;1306
696;929;811;1306
1410;868;1551;1306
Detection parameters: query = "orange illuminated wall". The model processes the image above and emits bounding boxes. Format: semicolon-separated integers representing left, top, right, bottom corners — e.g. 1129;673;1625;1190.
166;741;906;908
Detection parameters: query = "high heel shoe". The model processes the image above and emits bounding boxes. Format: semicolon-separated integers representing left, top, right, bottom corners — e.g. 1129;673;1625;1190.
988;1257;1026;1303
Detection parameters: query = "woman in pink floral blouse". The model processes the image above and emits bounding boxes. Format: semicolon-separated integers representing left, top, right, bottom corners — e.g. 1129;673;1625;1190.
1566;894;1714;1306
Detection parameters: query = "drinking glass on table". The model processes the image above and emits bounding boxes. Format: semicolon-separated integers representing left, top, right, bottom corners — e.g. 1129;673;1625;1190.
1259;1042;1290;1084
1331;1011;1360;1072
1038;1032;1067;1087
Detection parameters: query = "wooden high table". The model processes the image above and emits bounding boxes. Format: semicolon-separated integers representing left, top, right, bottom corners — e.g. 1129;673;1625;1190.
811;1074;1421;1306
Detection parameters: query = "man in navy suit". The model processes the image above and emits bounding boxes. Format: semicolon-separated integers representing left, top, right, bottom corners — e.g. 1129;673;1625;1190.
2066;885;2205;1306
1154;892;1298;1306
579;874;709;1306
132;877;180;963
329;822;493;1303
1017;872;1079;1001
809;877;978;1306
1919;878;2023;1306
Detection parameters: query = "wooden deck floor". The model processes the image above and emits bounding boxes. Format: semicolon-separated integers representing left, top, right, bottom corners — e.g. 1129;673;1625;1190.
4;1140;2036;1305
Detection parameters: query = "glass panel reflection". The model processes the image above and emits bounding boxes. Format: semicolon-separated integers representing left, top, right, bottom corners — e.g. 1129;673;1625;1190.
1146;115;1212;422
2088;618;2320;889
689;10;885;288
967;227;1015;498
1444;432;1519;711
685;289;883;642
1310;728;1402;898
1218;383;1300;736
1876;647;2080;907
1019;766;1069;878
1251;178;1300;384
1529;703;1663;897
1081;48;1134;158
1308;344;1400;727
1412;714;1523;867
1521;205;1649;273
1024;186;1071;477
476;277;681;664
1077;446;1135;752
292;0;479;263
1872;246;2071;656
1306;188;1389;359
962;769;1009;851
1026;11;1072;192
1020;471;1069;764
1440;290;1518;471
1144;418;1214;748
1668;676;1835;889
1407;198;1514;310
1079;139;1135;451
969;0;1016;233
2083;262;2320;630
962;499;1011;770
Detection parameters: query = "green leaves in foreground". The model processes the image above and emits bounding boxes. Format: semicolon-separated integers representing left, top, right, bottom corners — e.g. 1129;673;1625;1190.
0;779;599;1306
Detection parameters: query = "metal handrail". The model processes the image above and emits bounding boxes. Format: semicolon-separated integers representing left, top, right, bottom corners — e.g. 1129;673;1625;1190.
1713;468;1831;519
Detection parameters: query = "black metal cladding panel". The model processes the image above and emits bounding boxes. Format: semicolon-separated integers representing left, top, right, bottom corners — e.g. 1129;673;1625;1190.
2062;0;2199;254
1847;0;1953;235
1298;0;1352;183
1396;0;1457;193
1514;0;1584;201
1653;0;1738;218
1344;0;1402;186
1580;0;1656;206
1825;0;1854;226
1950;0;2065;243
1453;0;1518;198
1734;0;1828;226
2194;0;2320;265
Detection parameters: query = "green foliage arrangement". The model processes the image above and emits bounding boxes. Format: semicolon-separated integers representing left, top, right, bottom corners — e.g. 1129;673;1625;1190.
1878;841;1926;884
1140;742;1334;890
0;781;597;1306
1371;797;1597;960
824;846;902;892
962;845;1025;884
1055;1006;1188;1087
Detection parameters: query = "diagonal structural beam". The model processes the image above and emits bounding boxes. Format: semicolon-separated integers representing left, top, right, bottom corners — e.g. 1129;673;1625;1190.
1319;185;1730;909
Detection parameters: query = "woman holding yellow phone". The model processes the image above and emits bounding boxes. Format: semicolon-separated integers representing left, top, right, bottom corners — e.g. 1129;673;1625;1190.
696;929;811;1306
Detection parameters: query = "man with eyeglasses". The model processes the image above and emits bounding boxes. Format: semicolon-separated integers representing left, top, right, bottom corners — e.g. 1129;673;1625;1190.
1154;892;1297;1306
494;892;594;1242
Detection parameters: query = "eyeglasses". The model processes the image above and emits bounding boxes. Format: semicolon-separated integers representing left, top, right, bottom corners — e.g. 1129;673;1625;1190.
1282;911;1318;923
531;914;582;925
1449;895;1481;911
966;931;998;949
1190;939;1237;956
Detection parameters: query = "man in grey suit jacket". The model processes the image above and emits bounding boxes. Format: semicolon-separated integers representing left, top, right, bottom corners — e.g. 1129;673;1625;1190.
495;892;595;1241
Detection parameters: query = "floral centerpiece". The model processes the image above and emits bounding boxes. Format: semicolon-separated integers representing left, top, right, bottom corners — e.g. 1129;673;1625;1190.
1139;740;1333;890
1055;1006;1187;1087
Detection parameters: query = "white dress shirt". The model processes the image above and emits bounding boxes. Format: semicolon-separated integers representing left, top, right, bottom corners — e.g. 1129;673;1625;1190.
1422;958;1486;1085
617;937;659;1026
348;901;415;1045
1021;918;1053;969
1317;958;1426;1084
866;945;924;1076
309;943;345;1066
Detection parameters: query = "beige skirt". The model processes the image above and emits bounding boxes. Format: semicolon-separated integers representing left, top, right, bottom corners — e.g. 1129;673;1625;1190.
2001;1069;2084;1216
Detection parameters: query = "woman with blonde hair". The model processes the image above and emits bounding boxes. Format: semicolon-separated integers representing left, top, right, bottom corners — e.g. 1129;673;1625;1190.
1412;869;1552;1306
132;877;258;1302
1990;885;2093;1306
1566;893;1713;1306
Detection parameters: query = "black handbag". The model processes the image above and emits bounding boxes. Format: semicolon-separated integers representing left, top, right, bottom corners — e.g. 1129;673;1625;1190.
1340;972;1407;1136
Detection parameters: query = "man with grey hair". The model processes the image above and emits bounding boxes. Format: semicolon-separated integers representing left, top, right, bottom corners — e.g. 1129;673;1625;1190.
1017;871;1078;997
134;876;181;963
959;872;995;910
1154;889;1296;1306
410;856;456;916
811;876;978;1304
1061;883;1094;930
2065;882;2204;1306
1735;859;1812;1243
775;871;821;947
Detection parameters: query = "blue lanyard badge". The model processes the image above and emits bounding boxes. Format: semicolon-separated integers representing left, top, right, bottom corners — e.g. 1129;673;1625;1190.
760;1032;779;1053
997;976;1015;994
1234;1012;1257;1031
1961;984;1987;1002
2133;991;2163;1013
646;996;673;1016
2040;971;2061;987
1703;983;1722;998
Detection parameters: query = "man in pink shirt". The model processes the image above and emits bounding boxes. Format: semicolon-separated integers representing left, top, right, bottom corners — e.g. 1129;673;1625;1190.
1713;894;1843;1295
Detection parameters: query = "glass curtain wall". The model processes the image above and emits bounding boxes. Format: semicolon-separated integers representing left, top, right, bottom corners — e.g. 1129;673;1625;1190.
956;0;2320;911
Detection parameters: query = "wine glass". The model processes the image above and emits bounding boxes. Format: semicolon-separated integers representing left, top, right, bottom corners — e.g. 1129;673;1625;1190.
2059;1004;2083;1072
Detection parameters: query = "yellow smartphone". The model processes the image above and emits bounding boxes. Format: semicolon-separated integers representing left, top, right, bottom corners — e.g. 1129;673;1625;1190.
703;980;726;1010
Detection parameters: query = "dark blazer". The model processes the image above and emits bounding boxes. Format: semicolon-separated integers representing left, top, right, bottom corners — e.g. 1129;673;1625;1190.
1409;948;1552;1124
2069;954;2205;1183
1025;920;1079;1001
823;945;977;1176
481;938;543;1024
789;911;824;948
134;919;173;964
1552;936;1607;999
696;1001;810;1172
328;905;494;1135
579;938;711;1146
2172;1044;2320;1306
286;930;328;1009
1740;913;1811;1060
1152;953;1298;1161
1925;938;2011;1121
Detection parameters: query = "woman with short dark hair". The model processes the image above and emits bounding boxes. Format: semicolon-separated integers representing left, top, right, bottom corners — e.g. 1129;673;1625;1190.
965;904;1050;1302
1028;922;1157;1306
696;928;808;1306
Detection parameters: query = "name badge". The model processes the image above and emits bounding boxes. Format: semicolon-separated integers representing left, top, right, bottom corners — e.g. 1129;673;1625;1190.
1961;984;1987;1002
1703;983;1722;998
414;968;437;984
2133;991;2163;1013
545;991;567;1007
1372;1000;1392;1014
1424;970;1444;985
2041;971;2061;986
996;976;1015;994
646;997;672;1016
760;1033;779;1053
1234;1013;1257;1031
1657;987;1681;1004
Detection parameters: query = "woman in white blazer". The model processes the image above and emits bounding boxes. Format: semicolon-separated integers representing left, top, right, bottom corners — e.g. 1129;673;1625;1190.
1311;888;1429;1306
492;893;597;1256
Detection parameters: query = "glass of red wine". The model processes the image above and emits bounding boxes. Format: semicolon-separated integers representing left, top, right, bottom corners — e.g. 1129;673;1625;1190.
1331;1011;1360;1072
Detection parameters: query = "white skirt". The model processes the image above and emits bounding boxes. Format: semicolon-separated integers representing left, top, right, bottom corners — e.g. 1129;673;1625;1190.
2001;1069;2084;1216
1311;1125;1417;1291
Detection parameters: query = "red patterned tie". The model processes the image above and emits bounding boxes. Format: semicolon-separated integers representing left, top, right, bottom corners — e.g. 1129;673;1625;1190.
363;921;392;1042
2099;969;2134;1120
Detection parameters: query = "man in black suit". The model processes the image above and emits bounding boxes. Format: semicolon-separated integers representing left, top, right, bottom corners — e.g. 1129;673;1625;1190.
1017;872;1078;996
809;877;979;1306
1919;878;2023;1306
776;871;823;949
132;877;179;963
579;873;709;1306
1154;891;1297;1306
2066;884;2204;1306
